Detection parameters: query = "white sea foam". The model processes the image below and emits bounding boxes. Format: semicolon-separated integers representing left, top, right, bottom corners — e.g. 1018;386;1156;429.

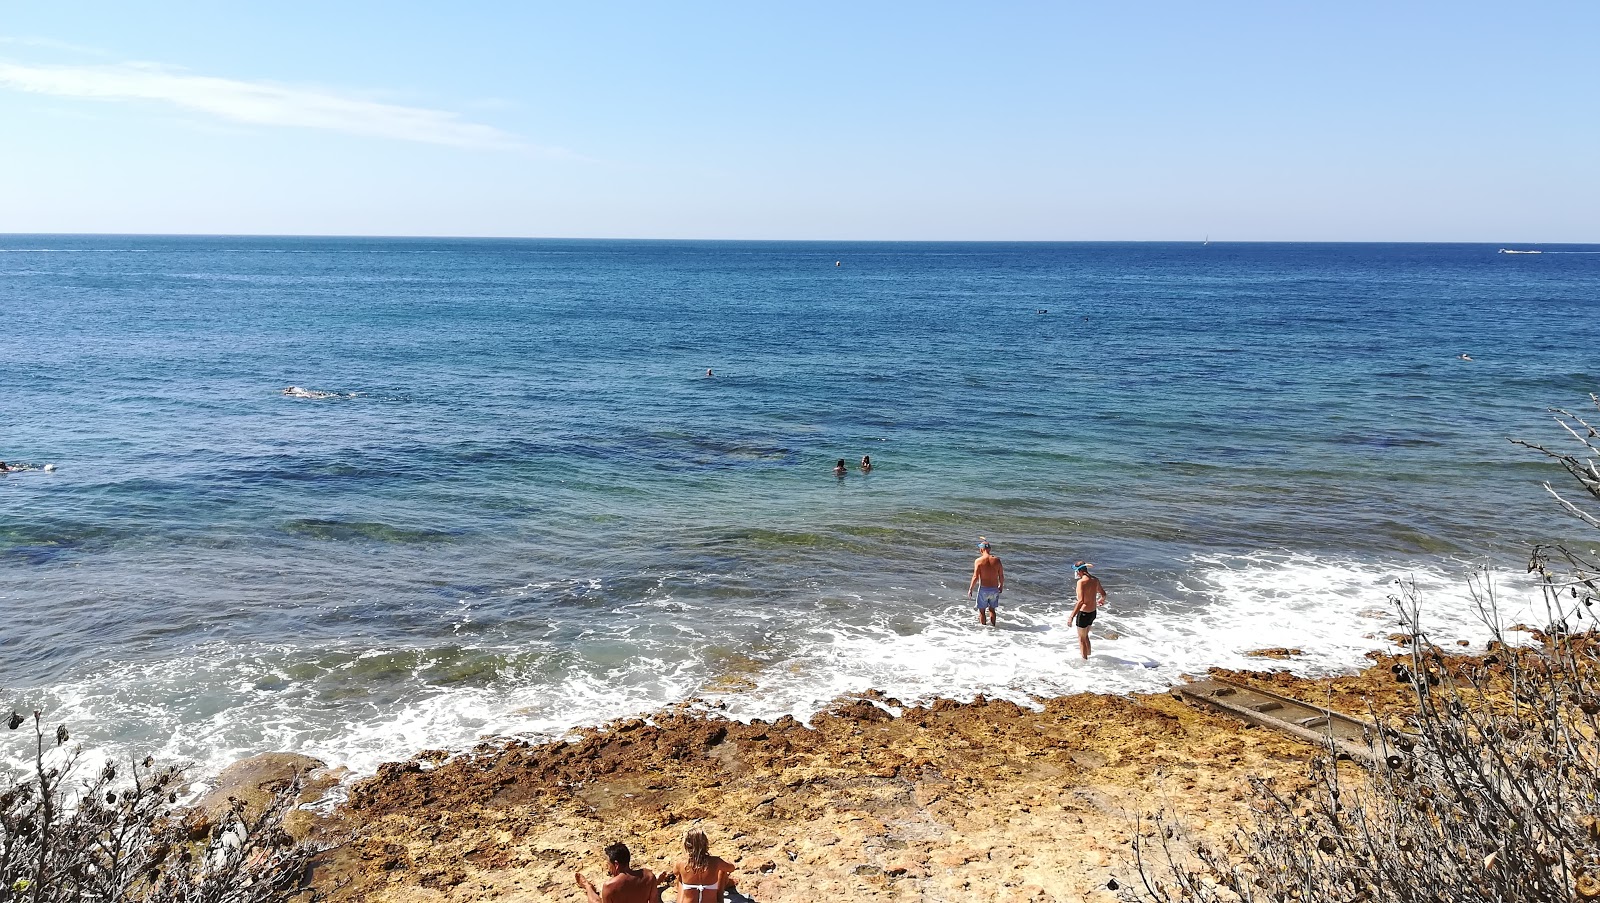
1;552;1554;784
704;551;1547;719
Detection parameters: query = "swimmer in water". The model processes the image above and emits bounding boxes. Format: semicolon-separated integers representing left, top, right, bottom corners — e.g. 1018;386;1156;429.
1459;353;1473;361
706;369;714;377
860;455;872;472
834;458;847;477
283;386;340;399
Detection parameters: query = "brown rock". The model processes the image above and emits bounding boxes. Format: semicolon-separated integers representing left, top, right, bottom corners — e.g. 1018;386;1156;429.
1243;647;1303;659
191;752;333;840
887;860;930;879
301;648;1518;903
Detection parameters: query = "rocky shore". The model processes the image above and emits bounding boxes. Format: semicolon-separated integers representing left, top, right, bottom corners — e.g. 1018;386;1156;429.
220;652;1425;903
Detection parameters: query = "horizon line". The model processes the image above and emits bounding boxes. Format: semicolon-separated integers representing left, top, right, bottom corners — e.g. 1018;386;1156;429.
1;232;1594;246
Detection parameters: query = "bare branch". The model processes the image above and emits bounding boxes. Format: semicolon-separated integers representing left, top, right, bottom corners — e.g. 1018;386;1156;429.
1129;397;1600;903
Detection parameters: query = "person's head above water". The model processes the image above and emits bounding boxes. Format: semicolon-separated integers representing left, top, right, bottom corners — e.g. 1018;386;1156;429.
861;455;871;465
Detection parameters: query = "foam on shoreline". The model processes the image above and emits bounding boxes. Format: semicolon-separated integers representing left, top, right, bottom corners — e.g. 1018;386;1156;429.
2;553;1547;783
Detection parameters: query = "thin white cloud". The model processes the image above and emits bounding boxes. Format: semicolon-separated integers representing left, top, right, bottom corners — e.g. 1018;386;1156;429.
0;36;112;57
0;59;525;150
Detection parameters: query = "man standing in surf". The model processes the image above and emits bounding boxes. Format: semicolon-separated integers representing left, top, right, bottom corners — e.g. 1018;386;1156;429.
1068;562;1107;659
967;539;1004;627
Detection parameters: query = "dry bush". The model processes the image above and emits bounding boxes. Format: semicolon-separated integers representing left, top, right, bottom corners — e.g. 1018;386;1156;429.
0;713;321;903
1128;397;1600;903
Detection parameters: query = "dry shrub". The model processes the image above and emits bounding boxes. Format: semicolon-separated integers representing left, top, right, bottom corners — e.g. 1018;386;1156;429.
0;713;322;903
1128;397;1600;903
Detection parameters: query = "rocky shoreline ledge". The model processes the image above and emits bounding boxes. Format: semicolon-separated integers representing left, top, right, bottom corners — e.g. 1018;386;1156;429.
213;653;1422;903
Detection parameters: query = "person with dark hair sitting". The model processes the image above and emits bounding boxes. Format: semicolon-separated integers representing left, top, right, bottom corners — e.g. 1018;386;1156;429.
575;842;661;903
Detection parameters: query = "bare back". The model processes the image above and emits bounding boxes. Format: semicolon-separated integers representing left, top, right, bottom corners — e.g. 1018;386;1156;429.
972;553;1003;588
1076;574;1105;613
600;868;657;903
675;857;735;903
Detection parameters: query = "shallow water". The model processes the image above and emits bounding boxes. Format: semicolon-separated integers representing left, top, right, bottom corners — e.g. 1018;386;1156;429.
1;237;1596;776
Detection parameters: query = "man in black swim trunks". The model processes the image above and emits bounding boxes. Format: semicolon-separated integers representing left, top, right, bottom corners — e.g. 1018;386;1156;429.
1068;562;1107;659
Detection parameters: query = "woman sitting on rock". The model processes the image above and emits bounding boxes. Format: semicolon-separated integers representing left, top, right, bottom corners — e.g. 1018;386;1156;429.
671;830;737;903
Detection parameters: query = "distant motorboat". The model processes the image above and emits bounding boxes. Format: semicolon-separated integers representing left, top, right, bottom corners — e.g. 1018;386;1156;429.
1499;248;1542;254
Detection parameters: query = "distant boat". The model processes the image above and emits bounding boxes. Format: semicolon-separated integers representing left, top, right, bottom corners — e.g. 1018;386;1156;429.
1203;236;1210;246
1499;248;1542;254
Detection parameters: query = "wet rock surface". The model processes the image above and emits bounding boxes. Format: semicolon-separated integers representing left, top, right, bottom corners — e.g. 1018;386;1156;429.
191;751;338;841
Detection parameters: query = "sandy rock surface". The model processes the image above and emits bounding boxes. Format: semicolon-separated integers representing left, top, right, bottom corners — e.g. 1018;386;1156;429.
295;659;1433;903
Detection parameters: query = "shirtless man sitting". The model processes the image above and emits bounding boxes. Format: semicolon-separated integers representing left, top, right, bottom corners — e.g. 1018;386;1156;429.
967;539;1004;627
1068;562;1108;659
575;842;660;903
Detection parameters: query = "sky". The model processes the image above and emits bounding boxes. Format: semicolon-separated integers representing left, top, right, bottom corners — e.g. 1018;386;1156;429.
0;2;1595;241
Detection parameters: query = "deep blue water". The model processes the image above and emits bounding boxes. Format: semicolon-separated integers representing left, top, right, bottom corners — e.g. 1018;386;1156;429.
1;237;1596;775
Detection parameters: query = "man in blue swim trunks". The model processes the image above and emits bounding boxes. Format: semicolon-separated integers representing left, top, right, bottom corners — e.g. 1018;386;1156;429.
967;539;1004;627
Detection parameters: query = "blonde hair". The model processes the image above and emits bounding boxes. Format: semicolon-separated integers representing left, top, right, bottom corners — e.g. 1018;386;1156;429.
684;829;711;870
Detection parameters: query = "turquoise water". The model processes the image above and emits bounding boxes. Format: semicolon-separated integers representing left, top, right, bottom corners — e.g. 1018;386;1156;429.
1;237;1596;775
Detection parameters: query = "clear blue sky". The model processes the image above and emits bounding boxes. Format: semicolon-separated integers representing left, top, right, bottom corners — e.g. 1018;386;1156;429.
1;2;1594;240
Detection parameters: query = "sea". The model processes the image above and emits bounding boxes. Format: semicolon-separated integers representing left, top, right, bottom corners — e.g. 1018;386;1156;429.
2;237;1597;780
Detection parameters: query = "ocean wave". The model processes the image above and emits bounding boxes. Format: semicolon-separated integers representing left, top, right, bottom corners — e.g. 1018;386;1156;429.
0;551;1550;784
